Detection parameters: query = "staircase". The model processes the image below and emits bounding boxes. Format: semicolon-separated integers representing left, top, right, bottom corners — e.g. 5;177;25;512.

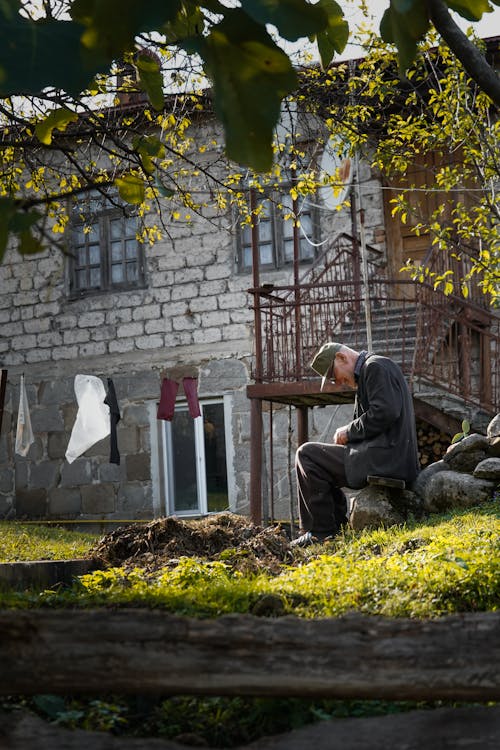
248;232;500;429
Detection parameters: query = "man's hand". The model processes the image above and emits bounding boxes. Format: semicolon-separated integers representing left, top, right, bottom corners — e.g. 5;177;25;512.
333;427;349;445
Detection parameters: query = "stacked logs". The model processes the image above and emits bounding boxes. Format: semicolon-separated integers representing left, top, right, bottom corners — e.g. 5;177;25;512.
416;420;451;468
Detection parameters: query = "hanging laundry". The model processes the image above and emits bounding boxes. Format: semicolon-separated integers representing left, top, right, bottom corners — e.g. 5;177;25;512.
15;374;34;457
65;375;110;464
183;376;201;418
104;378;121;465
157;378;179;421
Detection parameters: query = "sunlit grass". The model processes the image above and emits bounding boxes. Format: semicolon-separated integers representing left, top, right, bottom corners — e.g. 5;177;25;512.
0;522;99;563
4;501;498;618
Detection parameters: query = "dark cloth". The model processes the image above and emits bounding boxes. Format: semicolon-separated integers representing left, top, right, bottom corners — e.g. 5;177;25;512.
183;376;201;418
294;353;419;535
344;354;420;488
157;378;179;421
104;378;121;465
295;442;348;537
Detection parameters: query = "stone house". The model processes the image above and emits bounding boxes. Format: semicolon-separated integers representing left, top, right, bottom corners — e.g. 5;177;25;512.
0;50;499;528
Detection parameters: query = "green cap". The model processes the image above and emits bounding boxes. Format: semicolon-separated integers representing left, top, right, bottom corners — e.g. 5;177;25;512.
310;342;343;391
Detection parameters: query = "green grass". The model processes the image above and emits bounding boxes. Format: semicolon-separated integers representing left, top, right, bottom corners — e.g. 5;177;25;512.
0;522;99;563
3;500;499;617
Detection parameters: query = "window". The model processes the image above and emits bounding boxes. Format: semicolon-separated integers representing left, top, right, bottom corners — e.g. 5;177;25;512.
238;189;316;272
69;191;145;295
161;399;232;516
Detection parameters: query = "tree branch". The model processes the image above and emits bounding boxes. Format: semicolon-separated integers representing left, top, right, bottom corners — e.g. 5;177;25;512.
427;0;500;107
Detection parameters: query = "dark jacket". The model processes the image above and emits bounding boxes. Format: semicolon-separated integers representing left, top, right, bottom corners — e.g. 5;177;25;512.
344;354;420;489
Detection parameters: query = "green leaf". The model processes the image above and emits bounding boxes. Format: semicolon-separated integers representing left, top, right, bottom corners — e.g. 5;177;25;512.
451;432;463;443
154;173;176;198
446;0;493;22
133;135;165;175
71;0;182;59
9;209;42;232
0;16;98;96
315;0;349;68
35;108;78;145
190;8;297;171
18;229;44;256
380;1;430;73
461;419;471;434
135;52;164;111
164;2;205;44
115;173;145;205
0;197;14;263
240;0;328;42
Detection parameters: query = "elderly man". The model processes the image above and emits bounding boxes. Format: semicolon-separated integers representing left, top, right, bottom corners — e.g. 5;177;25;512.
292;342;420;547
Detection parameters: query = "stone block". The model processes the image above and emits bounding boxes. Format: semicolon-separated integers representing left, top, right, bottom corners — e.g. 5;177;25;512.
15;488;48;518
30;406;64;433
30;461;60;489
60;460;92;487
126;453;151;482
39;378;74;406
122;404;150;427
48;487;82;516
0;468;13;494
81;484;116;514
48;432;69;460
116;483;152;514
99;463;126;483
199;358;248;393
116;422;139;456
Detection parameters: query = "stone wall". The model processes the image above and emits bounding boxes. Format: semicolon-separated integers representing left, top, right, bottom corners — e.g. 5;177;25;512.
0;127;389;523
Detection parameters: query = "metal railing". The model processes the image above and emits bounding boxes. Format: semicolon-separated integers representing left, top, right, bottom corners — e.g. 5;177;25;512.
248;234;500;413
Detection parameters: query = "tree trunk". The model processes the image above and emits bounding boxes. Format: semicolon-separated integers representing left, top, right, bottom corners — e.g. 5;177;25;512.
1;609;500;700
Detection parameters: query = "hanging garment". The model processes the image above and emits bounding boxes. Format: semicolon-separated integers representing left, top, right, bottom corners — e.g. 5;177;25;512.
183;376;201;418
104;378;121;465
65;375;110;464
157;378;179;421
15;374;34;457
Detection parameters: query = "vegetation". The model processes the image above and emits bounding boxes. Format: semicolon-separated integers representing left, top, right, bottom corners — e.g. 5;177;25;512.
2;500;499;617
1;0;499;272
1;501;499;744
0;522;99;562
1;692;480;746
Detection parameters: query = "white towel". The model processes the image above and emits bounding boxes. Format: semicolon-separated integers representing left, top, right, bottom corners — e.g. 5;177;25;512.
65;374;110;464
15;374;34;457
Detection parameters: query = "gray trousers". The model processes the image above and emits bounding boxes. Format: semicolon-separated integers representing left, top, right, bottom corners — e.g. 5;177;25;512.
295;442;348;537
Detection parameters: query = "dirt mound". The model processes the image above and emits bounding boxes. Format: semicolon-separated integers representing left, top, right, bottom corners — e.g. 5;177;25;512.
90;513;294;575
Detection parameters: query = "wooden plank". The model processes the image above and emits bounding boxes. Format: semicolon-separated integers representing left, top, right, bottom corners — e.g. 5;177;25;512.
1;610;500;700
367;475;406;489
2;705;500;750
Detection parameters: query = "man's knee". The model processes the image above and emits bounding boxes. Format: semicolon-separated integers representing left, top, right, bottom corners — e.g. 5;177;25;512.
296;441;315;468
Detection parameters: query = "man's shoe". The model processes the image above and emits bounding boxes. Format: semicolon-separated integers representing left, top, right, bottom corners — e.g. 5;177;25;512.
290;531;335;547
290;531;318;547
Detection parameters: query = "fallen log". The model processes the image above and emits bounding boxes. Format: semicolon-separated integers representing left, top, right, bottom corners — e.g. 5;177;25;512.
2;706;500;750
1;609;500;700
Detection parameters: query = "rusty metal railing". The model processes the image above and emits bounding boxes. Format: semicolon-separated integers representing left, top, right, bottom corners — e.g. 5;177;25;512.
248;232;500;412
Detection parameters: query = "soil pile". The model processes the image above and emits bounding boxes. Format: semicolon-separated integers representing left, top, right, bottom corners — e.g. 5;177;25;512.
90;513;294;575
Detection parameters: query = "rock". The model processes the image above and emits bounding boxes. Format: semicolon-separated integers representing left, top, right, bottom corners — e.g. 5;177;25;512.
473;457;500;481
487;413;500;439
444;433;489;458
422;471;495;514
411;461;447;499
349;486;422;531
444;450;488;474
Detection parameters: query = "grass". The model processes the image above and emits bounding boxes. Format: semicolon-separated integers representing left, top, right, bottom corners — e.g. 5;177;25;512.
2;500;499;618
1;501;499;746
0;522;100;563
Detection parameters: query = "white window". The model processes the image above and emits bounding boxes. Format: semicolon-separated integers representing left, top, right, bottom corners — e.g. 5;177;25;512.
161;398;233;517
